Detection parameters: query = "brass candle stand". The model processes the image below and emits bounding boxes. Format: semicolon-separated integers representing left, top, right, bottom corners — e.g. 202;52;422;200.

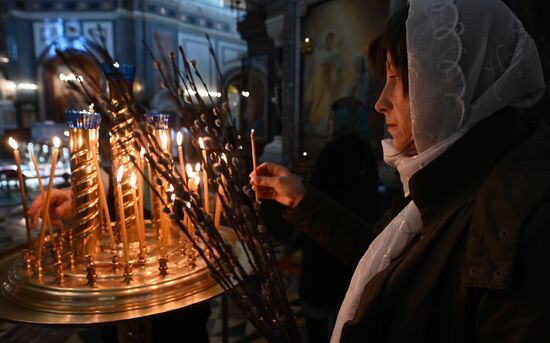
67;110;101;261
104;63;140;245
1;44;301;340
144;113;180;254
0;109;233;326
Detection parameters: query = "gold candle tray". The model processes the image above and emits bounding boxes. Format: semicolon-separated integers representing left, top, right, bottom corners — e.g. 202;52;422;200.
0;226;239;325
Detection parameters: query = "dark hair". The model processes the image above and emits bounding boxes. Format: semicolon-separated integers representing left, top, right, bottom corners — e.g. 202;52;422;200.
367;5;409;95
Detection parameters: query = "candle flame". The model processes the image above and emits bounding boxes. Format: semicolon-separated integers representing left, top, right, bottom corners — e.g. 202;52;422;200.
130;171;137;189
186;201;191;209
186;163;193;176
140;147;146;159
161;132;168;150
198;137;205;150
221;153;227;163
170;193;176;203
177;131;183;146
53;136;61;148
195;162;201;172
194;175;201;186
8;137;18;150
117;166;125;184
168;184;174;192
250;129;255;135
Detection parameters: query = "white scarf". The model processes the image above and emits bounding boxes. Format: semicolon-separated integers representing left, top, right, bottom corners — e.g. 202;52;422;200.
331;0;544;341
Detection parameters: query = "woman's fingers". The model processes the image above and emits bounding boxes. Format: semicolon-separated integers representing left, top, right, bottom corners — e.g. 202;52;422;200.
27;195;44;229
250;175;278;189
255;186;275;200
251;162;288;178
27;188;73;229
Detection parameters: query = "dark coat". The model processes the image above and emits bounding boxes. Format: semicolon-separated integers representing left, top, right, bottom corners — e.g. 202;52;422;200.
285;108;550;342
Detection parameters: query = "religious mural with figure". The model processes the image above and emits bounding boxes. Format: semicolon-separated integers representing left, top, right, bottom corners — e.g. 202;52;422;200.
302;0;388;141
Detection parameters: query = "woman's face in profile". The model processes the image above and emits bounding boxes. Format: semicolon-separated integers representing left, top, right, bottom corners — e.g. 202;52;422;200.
375;55;415;153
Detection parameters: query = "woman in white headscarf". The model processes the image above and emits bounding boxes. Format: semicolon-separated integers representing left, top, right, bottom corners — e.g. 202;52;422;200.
251;0;549;341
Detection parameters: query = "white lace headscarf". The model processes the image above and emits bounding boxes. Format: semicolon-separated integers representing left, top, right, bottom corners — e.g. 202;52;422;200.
332;0;545;341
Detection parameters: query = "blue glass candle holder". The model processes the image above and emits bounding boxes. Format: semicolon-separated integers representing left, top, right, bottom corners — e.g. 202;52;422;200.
144;112;173;130
65;110;101;129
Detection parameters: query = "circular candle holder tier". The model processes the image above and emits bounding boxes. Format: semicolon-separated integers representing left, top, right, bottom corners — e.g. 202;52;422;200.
0;225;239;325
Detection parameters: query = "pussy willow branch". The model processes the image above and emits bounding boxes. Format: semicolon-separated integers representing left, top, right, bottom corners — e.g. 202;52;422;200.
143;45;298;339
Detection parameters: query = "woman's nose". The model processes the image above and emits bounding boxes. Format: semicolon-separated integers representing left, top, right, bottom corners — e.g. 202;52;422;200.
375;86;391;115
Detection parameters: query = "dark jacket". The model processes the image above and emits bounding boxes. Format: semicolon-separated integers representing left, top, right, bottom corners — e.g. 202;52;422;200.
285;108;550;342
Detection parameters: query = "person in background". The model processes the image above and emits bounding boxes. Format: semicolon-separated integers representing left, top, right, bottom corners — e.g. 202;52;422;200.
251;0;550;341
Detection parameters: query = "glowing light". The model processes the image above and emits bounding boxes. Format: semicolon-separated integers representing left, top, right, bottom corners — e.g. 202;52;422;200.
161;132;168;150
17;83;37;90
53;136;61;148
0;56;8;63
4;81;16;91
8;137;18;150
184;90;222;98
302;151;308;157
113;62;120;68
198;137;205;150
130;172;137;189
177;131;183;146
221;153;227;163
59;73;83;82
140;147;146;159
63;131;70;137
186;163;193;176
195;163;200;173
168;184;174;193
117;166;125;184
304;37;310;43
241;91;250;97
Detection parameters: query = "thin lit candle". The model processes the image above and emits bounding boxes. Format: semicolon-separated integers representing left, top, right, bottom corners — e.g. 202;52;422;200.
214;153;227;229
130;172;145;256
93;153;116;248
250;129;259;202
8;137;32;248
139;147;145;234
185;163;194;230
28;146;54;241
115;166;130;266
198;137;210;214
176;132;188;184
144;152;155;220
37;136;61;260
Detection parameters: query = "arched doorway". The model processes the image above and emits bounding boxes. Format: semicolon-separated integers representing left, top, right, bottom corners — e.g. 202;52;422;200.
37;40;102;122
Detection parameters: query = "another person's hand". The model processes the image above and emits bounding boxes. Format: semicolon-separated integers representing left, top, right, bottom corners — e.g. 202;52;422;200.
250;162;305;208
28;188;73;229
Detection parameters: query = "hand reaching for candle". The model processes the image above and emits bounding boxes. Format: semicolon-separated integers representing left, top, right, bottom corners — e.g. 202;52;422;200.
249;162;306;208
28;188;73;229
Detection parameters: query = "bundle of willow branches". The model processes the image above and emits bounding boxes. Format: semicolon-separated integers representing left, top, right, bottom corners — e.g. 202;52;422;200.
56;34;301;342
